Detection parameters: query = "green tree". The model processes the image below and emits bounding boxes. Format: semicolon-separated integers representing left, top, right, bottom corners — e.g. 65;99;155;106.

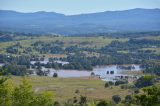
53;73;58;78
0;76;55;106
135;86;160;106
0;77;13;106
13;78;34;106
112;95;121;104
32;91;55;106
79;95;87;106
125;95;133;104
105;82;110;88
135;75;155;88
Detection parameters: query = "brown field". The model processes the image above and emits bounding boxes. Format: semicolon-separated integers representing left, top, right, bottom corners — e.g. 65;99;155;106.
7;76;131;103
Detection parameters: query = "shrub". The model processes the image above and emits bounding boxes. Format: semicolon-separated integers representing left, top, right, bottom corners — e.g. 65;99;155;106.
125;95;132;103
115;80;128;86
120;84;135;89
0;77;55;106
97;100;108;106
105;82;110;88
112;95;121;104
135;86;160;106
53;73;58;78
53;101;60;106
91;72;95;76
75;89;80;94
79;95;87;106
108;81;114;86
135;75;155;88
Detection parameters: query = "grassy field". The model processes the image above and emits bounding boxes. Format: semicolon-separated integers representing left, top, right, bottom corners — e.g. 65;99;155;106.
0;36;128;55
141;48;160;55
138;36;160;40
7;76;131;103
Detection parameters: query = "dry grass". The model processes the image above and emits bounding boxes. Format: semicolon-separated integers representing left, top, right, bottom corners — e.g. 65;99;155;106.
7;76;131;103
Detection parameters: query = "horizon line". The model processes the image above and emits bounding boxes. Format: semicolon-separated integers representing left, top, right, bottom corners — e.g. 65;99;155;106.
0;8;160;15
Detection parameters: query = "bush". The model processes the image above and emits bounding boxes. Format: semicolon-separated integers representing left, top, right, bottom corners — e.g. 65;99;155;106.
0;78;55;106
79;96;87;106
135;75;155;88
120;84;135;89
135;86;160;106
36;69;45;76
75;89;80;94
97;100;108;106
125;95;132;103
54;101;60;106
105;82;110;88
115;80;128;86
91;72;95;76
53;73;58;78
108;81;114;86
112;95;121;104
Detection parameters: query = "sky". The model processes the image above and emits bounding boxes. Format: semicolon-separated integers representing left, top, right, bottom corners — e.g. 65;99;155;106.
0;0;160;15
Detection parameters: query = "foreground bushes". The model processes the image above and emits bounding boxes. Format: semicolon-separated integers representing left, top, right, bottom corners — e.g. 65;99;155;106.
0;77;55;106
135;75;155;88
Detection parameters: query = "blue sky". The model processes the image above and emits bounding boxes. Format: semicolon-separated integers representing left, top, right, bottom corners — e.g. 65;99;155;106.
0;0;160;15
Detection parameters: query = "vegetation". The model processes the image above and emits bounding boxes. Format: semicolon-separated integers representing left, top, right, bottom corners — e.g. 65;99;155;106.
0;74;159;106
140;60;160;76
0;32;160;105
0;77;55;106
112;95;121;104
135;86;160;106
135;75;155;88
0;33;160;73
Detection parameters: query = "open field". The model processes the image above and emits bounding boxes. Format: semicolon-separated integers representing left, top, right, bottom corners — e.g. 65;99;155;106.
138;36;160;40
6;76;131;103
141;48;160;55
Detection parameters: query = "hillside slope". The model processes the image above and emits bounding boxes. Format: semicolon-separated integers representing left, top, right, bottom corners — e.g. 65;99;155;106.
0;8;160;35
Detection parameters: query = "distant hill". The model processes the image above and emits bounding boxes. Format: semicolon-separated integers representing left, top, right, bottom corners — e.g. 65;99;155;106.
0;8;160;35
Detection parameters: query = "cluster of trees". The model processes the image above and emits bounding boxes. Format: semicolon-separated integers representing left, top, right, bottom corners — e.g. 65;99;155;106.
31;41;95;55
0;35;13;42
135;75;155;88
36;60;92;71
0;54;32;76
6;43;22;54
1;34;160;72
3;34;160;71
31;41;65;54
100;39;160;61
105;75;156;89
101;75;159;106
105;80;128;88
129;39;160;47
0;54;42;76
140;60;160;76
135;85;160;106
0;64;28;76
0;77;55;106
61;53;136;70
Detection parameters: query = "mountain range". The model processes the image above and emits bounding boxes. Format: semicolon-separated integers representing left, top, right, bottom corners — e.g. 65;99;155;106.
0;8;160;35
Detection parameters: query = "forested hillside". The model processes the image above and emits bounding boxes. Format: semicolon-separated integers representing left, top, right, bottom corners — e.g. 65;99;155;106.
0;8;160;35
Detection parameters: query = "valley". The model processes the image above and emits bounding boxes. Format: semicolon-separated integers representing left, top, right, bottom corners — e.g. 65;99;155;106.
0;32;160;105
